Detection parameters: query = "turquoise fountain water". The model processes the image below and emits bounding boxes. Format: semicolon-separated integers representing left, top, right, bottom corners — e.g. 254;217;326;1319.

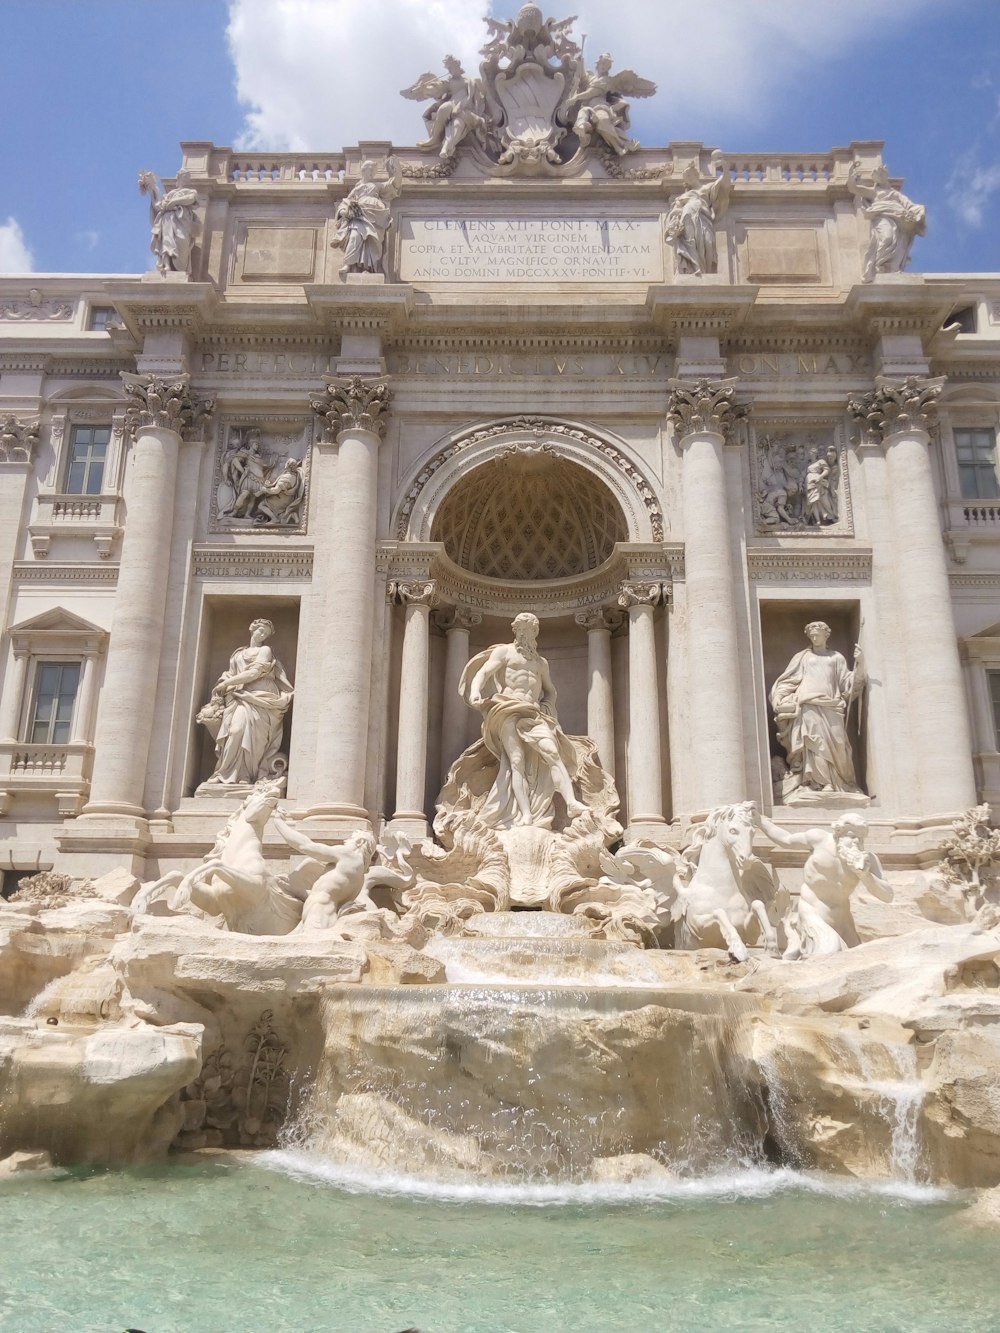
0;1155;994;1332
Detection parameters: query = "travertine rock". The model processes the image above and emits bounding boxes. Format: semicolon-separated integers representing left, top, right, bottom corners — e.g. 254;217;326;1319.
88;867;141;907
0;1018;201;1165
0;1149;53;1175
363;942;446;985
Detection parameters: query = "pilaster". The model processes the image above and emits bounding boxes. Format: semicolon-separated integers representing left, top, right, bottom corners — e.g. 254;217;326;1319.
848;375;976;815
668;376;748;811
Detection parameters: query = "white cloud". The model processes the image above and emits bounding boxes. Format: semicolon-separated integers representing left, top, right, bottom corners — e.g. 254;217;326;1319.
228;0;944;152
228;0;491;150
0;217;34;273
76;229;100;252
950;160;1000;228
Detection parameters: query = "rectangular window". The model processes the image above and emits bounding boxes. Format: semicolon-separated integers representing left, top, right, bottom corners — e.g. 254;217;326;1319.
989;671;1000;751
87;306;116;332
65;425;109;495
28;661;81;744
955;428;1000;500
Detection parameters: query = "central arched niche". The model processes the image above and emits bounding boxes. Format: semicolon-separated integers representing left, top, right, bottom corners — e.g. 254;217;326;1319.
431;451;628;581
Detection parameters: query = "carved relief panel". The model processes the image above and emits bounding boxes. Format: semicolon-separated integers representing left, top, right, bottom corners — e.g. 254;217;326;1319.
749;422;852;537
210;416;313;534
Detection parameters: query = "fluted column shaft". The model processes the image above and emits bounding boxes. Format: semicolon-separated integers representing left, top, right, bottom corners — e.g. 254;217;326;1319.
888;431;975;808
576;609;616;778
852;377;976;813
85;425;182;814
669;378;747;810
393;583;435;821
620;583;663;825
440;608;480;773
309;377;390;818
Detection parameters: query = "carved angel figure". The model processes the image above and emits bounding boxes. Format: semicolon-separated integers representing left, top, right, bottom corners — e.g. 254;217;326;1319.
562;52;655;156
664;163;731;276
401;56;486;159
332;157;402;276
139;169;199;276
847;161;926;282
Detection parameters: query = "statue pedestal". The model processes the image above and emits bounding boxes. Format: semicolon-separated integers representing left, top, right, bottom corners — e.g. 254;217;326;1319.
780;788;871;811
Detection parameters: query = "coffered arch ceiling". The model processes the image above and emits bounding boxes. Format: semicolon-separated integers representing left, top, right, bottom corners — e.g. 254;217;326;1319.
431;451;628;580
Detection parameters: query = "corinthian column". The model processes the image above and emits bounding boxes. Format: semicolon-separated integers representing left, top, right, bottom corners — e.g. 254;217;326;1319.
849;376;976;814
618;582;664;829
438;606;481;774
668;377;747;811
308;376;391;819
83;374;211;817
575;607;617;778
391;580;437;829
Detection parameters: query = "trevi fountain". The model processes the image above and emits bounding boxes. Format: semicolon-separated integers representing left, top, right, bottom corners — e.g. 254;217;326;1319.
2;7;1000;1330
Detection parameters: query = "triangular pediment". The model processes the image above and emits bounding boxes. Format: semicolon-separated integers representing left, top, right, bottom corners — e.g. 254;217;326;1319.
970;621;1000;640
8;607;105;636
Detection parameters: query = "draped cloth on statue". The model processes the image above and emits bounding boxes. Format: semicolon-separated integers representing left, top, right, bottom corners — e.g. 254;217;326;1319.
770;648;859;794
455;649;583;830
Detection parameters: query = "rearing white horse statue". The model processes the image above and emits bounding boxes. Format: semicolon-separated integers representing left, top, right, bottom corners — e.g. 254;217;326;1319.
679;802;782;961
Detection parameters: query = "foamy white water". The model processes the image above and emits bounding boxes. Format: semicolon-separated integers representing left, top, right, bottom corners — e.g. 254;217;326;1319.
260;1148;954;1207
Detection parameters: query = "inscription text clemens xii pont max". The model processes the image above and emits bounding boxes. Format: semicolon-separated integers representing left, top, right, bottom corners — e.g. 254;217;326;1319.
398;216;662;282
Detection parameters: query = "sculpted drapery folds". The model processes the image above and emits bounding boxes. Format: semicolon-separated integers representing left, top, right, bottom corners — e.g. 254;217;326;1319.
197;619;294;788
401;56;488;160
460;612;585;830
664;162;732;276
847;160;926;282
139;169;200;276
331;157;402;276
770;622;865;800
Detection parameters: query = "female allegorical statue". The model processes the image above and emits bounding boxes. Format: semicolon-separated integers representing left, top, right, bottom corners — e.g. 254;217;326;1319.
197;619;294;787
770;621;865;800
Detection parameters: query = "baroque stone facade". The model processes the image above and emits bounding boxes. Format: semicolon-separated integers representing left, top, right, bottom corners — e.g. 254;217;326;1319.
1;25;1000;895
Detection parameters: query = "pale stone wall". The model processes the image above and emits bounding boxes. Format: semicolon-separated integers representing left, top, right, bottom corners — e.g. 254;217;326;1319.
0;140;997;879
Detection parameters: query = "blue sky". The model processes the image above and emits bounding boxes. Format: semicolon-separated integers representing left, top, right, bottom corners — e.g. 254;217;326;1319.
2;0;999;276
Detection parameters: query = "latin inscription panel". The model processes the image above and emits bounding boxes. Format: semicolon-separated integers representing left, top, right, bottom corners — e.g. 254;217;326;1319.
398;216;663;282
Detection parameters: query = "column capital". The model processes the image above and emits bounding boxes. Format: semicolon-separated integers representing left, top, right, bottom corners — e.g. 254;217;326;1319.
667;376;747;442
121;372;213;441
311;375;391;444
433;605;482;632
574;607;623;632
390;579;438;607
0;415;40;463
848;374;946;446
618;581;663;609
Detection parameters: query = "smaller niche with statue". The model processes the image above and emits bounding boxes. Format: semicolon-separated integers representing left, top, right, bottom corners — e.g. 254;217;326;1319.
211;418;312;533
750;425;852;536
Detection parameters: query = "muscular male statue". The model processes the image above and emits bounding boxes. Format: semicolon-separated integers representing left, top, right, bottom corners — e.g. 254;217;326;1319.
753;808;893;957
461;612;585;829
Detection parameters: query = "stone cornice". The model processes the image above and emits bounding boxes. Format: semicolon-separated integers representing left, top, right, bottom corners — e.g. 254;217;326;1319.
190;545;314;580
376;540;681;617
13;562;118;585
746;546;872;583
